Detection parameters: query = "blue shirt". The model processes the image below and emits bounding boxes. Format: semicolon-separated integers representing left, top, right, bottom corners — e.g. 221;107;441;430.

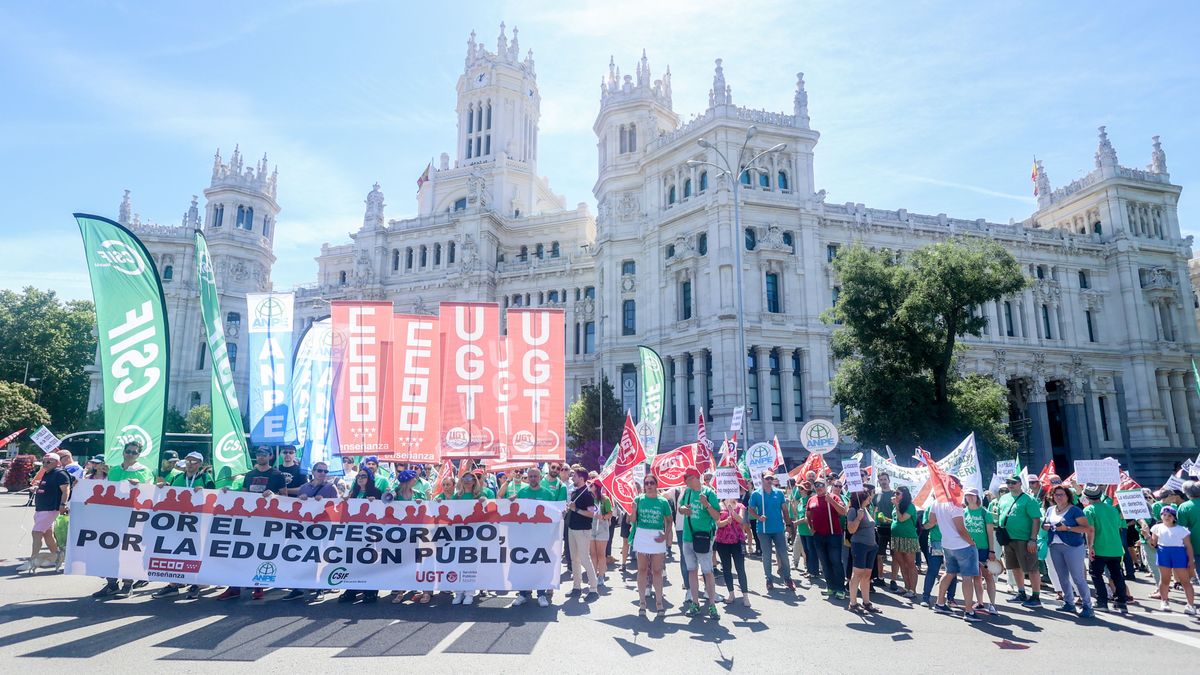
749;488;786;534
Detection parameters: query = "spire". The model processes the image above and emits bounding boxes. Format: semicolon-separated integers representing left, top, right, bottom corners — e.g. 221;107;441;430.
212;148;222;181
497;22;508;57
466;29;477;66
257;152;268;180
1149;135;1168;174
231;144;242;173
710;58;730;106
793;72;809;127
363;182;385;229
637;48;650;87
1094;125;1117;169
184;195;200;228
509;26;519;60
119;189;132;225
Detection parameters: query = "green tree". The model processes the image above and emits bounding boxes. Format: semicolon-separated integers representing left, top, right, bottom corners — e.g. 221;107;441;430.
566;376;625;468
184;405;212;434
825;239;1025;454
0;287;98;431
0;381;51;437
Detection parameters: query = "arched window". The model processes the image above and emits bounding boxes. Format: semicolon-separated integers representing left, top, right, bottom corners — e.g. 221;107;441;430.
475;105;482;133
466;139;472;159
740;170;751;186
622;260;636;275
339;271;347;285
758;172;769;189
628;124;636;152
486;101;492;129
434;243;442;265
392;249;400;271
699;171;708;192
535;243;545;259
226;311;241;325
228;343;238;371
619;125;628;154
245;206;254;228
162;265;174;281
448;241;456;263
668;185;677;205
485;135;491;155
262;216;270;238
419;245;428;267
212;204;224;227
236;205;246;228
765;272;781;313
745;228;757;250
684;179;693;198
698;233;708;255
548;290;559;303
1093;222;1103;235
453;197;467;212
777;171;789;191
782;231;794;253
467;103;474;134
622;299;636;335
519;246;528;262
405;247;414;270
550;241;560;258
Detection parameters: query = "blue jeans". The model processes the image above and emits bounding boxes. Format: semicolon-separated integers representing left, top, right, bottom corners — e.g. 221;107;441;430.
921;553;957;603
813;534;844;593
801;535;820;576
759;530;792;584
676;530;689;591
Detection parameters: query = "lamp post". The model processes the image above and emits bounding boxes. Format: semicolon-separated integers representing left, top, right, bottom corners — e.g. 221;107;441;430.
687;126;786;434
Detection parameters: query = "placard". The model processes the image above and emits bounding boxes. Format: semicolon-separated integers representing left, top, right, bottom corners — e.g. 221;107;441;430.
730;406;744;433
1115;489;1151;520
1164;476;1184;492
843;458;863;493
800;419;839;455
30;426;60;453
995;460;1017;479
745;442;776;490
714;467;741;499
1073;459;1120;485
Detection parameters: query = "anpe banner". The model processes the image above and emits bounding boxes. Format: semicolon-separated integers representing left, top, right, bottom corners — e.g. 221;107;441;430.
75;214;170;470
65;480;564;591
247;293;297;444
440;302;501;459
293;319;340;475
637;346;665;458
332;302;395;456
390;314;442;463
195;232;250;487
505;309;565;462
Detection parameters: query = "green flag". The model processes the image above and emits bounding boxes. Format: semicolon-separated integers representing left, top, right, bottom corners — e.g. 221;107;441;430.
195;231;250;487
636;345;665;458
1192;358;1200;398
75;214;170;471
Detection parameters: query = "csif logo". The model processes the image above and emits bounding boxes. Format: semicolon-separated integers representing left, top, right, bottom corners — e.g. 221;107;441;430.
326;566;350;586
110;425;153;457
214;431;245;465
94;239;146;276
197;247;216;284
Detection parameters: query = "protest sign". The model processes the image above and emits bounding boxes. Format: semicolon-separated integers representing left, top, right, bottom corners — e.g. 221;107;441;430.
1165;476;1184;492
870;434;983;496
1073;459;1120;485
30;426;61;453
800;419;839;455
746;442;776;490
65;480;564;591
714;467;740;499
843;459;863;493
996;460;1018;479
1115;489;1151;520
730;407;744;432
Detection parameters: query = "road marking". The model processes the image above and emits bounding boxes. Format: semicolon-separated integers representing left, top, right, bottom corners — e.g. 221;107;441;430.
1102;611;1200;650
429;621;475;654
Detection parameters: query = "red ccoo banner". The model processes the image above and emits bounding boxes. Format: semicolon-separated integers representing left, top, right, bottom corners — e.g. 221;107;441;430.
505;309;565;462
387;314;442;463
439;302;500;459
332;301;395;456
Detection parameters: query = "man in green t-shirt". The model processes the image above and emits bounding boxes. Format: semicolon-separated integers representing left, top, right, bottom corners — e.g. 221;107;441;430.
92;441;156;599
996;476;1043;607
512;466;557;607
1176;482;1200;551
679;467;720;619
1083;484;1129;611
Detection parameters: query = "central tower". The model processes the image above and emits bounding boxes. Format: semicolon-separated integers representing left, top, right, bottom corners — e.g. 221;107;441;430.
457;23;539;168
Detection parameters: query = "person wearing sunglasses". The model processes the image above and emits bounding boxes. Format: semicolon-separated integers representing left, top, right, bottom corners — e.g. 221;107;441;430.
92;441;155;599
276;445;306;496
277;462;339;602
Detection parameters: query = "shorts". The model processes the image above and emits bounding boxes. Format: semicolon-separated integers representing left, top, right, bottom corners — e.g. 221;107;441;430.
634;528;667;555
620;520;633;539
891;536;919;554
1157;545;1190;569
851;542;878;569
977;549;992;566
682;540;715;574
32;510;58;533
944;546;979;577
1002;540;1038;573
591;518;611;541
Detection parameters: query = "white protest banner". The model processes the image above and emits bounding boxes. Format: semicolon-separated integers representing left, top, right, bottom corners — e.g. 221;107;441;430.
996;460;1017;479
843;459;863;493
714;467;740;499
1165;475;1184;492
869;434;983;496
1073;459;1120;485
1115;490;1151;520
1182;459;1196;478
30;426;60;453
745;442;776;490
632;462;647;486
730;407;744;433
65;479;564;591
800;419;839;455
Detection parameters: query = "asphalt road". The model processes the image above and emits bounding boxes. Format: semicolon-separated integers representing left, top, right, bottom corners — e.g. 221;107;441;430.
1;492;1197;673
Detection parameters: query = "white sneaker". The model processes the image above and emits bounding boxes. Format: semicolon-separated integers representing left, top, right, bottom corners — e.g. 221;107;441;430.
452;592;464;605
537;595;550;607
463;592;474;605
1184;605;1197;616
511;594;528;606
1160;600;1170;612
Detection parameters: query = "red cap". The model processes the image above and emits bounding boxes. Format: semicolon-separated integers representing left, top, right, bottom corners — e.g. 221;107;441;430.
684;467;701;479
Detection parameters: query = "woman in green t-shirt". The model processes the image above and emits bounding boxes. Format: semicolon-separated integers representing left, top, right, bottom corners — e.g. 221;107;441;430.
888;486;919;596
632;475;673;615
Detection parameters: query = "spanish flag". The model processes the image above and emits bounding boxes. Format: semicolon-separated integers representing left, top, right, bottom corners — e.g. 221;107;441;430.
416;162;431;191
1031;160;1039;196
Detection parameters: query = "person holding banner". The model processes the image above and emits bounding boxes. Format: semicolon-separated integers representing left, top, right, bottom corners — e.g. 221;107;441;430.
162;452;215;490
1042;484;1094;618
393;470;426;501
679;468;721;618
1148;505;1196;614
347;469;384;500
513;467;557;608
748;472;796;592
1082;484;1129;612
93;441;155;599
632;475;673;615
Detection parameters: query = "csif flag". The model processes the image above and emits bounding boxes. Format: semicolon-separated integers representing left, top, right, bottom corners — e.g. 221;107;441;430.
195;231;250;486
76;214;170;470
636;346;665;458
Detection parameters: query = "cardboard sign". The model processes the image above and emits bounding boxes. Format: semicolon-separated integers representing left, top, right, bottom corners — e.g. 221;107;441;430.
996;460;1017;479
1073;459;1120;485
30;426;60;453
843;459;864;493
1115;489;1151;520
714;467;741;499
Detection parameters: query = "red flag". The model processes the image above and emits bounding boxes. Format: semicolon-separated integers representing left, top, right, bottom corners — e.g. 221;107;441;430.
770;435;785;471
789;452;828;480
717;437;736;468
504;308;566;462
439;302;501;459
332;301;396;456
389;314;442;463
605;412;646;476
917;448;962;505
1038;460;1056;493
651;443;698;489
599;468;639;514
0;428;26;449
695;410;714;472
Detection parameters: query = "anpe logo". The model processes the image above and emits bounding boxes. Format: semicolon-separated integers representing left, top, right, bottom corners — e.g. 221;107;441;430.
326;567;350;586
148;558;202;573
253;297;290;330
252;562;278;584
95;239;146;276
800;419;840;454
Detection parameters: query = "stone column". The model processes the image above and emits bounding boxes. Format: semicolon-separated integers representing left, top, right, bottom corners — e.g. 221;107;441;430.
1169;371;1194;447
1027;381;1054;468
779;349;797;440
694;350;709;429
1157;370;1180;447
755;345;775;440
673;354;689;439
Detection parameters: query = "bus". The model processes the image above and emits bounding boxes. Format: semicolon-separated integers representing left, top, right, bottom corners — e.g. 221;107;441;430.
57;431;252;476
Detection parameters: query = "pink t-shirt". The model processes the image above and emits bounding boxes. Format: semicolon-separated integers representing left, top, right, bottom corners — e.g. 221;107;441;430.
716;504;747;544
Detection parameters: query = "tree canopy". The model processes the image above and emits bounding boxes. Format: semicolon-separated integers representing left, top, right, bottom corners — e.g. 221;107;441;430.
0;381;51;438
566;376;625;469
825;239;1025;454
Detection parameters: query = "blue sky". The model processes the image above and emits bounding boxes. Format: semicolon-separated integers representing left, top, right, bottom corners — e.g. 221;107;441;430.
2;0;1197;300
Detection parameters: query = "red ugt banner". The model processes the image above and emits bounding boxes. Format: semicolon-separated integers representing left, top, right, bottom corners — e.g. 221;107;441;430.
439;302;500;459
388;314;442;463
332;301;394;456
504;309;565;463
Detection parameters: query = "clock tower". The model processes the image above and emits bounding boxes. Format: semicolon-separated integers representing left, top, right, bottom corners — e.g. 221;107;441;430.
457;23;540;170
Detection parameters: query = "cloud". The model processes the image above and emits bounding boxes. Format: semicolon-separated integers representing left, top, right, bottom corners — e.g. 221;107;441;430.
885;172;1038;205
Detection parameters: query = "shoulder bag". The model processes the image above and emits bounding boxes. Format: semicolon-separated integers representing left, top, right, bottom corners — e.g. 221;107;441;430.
687;491;712;554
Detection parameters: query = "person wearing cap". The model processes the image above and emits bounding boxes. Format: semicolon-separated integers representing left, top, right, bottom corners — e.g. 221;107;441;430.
1082;483;1129;612
162;452;215;490
1148;504;1196;614
996;474;1044;608
748;470;796;593
1042;484;1093;618
962;487;999;614
807;477;848;599
85;455;109;480
212;448;285;602
276;445;306;496
392;470;425;501
362;456;391;493
92;441;155;599
337;456;358;497
27;452;70;573
679;466;721;619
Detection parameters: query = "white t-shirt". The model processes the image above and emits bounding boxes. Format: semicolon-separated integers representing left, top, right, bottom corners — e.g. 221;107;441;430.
1151;523;1191;548
931;501;971;550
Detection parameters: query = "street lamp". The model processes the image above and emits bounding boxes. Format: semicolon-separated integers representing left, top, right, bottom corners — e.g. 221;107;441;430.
687;125;786;433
